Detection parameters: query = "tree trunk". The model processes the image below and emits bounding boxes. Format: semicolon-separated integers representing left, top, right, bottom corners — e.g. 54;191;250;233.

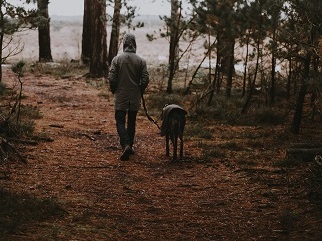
291;53;311;134
242;35;250;98
0;5;3;82
81;0;91;65
208;39;221;105
218;30;235;83
286;57;292;100
225;40;235;97
37;0;52;62
167;0;181;94
241;14;264;114
241;33;262;114
0;32;3;82
89;0;108;78
270;29;276;105
207;56;220;106
107;0;122;66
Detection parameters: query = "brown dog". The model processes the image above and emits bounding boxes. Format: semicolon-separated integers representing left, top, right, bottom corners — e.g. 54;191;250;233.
160;104;187;161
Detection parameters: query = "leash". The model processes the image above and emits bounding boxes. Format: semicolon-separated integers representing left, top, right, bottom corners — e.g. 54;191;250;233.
141;92;161;130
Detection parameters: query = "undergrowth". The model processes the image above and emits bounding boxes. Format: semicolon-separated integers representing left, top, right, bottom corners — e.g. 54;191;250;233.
29;58;88;78
0;62;43;163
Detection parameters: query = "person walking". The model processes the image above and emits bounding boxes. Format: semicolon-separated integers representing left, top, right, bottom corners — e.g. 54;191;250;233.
108;33;149;161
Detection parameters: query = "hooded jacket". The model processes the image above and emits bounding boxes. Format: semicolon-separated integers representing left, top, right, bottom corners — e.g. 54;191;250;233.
108;33;149;111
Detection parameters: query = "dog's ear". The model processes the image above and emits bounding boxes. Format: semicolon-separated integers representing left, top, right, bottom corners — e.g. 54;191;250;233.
162;104;169;114
161;105;168;120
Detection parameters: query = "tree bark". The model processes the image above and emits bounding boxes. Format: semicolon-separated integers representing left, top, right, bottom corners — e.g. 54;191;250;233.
286;57;292;100
81;0;91;65
107;0;122;66
208;40;221;105
225;40;235;97
217;30;235;97
291;53;311;134
241;34;261;114
270;29;276;105
0;0;4;82
37;0;52;62
241;14;264;114
167;0;181;94
0;33;3;82
89;0;108;78
242;35;250;98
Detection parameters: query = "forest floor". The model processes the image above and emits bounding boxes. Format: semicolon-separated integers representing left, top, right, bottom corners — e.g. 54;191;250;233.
1;68;322;241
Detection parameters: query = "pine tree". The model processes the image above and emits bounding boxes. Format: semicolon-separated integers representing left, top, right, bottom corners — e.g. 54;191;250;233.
37;0;52;62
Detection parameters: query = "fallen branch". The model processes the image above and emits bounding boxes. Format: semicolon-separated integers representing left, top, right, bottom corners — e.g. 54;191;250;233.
234;168;271;174
82;133;95;141
8;138;39;146
286;147;322;162
49;124;64;128
289;143;322;149
33;136;54;142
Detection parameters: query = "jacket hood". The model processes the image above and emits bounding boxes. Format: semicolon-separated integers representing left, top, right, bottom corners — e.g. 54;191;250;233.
123;33;137;53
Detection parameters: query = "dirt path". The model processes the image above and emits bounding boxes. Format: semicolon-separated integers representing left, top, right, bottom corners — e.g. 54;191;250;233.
1;70;322;240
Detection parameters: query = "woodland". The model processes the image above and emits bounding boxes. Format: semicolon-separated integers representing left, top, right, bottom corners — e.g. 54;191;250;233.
0;0;321;240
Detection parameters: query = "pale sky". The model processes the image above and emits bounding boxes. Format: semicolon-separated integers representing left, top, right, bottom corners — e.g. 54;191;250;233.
8;0;172;16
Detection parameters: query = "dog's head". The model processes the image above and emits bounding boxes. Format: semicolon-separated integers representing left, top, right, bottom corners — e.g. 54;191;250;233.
161;104;169;120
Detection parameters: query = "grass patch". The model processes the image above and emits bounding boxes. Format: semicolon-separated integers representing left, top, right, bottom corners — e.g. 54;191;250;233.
146;91;186;113
246;139;265;148
0;82;7;96
20;104;43;120
202;148;227;160
194;95;245;124
193;94;287;126
1;104;42;138
236;159;257;166
4;120;35;138
279;209;300;232
86;78;107;88
0;189;66;237
0;80;44;162
218;141;245;151
256;107;285;125
30;60;88;78
98;91;110;100
185;122;212;139
195;141;227;162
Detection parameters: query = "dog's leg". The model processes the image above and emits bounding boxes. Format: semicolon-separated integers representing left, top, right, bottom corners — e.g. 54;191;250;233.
173;131;178;161
172;118;179;161
166;133;170;157
179;117;185;160
179;135;183;160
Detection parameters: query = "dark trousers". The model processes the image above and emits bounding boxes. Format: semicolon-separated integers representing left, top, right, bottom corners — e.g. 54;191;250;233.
115;110;137;149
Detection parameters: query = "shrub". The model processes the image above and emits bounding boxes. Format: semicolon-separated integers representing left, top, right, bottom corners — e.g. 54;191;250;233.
185;123;212;139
